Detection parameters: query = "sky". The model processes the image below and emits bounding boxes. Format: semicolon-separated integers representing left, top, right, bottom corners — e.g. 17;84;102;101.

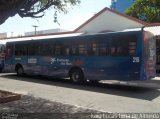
0;0;111;37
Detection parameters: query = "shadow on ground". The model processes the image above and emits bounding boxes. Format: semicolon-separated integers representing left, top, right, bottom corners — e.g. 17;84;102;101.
1;74;160;101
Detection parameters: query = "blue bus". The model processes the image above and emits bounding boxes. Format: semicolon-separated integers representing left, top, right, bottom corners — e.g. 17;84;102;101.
4;30;156;83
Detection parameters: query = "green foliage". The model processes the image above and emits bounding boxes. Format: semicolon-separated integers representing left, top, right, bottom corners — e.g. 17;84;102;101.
125;0;160;23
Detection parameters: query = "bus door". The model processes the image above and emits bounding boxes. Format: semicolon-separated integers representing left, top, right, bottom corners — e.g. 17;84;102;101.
144;32;156;79
49;42;66;77
93;38;110;80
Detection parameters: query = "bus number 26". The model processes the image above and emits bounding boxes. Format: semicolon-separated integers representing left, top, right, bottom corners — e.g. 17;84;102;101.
133;57;140;63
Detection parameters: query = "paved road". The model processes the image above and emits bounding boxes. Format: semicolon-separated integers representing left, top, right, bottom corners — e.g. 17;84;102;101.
0;73;160;113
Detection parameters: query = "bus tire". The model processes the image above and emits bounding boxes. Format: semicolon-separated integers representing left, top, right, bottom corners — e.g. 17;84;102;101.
16;66;24;76
70;69;84;84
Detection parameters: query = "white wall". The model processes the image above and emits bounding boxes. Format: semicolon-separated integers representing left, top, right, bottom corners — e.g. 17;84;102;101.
76;10;144;34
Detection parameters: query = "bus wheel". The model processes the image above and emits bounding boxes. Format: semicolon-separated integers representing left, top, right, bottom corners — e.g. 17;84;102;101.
70;69;84;83
16;66;24;76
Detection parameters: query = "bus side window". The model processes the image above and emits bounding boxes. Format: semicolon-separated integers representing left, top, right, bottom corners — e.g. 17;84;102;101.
99;43;108;56
37;46;41;56
64;41;70;56
90;43;98;56
128;41;136;55
34;42;41;56
111;47;116;55
28;44;35;56
7;49;11;57
65;48;70;56
71;47;78;56
70;40;79;56
110;37;117;56
40;41;54;56
1;50;6;59
110;36;136;56
54;43;65;56
79;44;88;56
118;39;129;56
117;47;122;54
1;45;5;52
65;47;73;56
55;45;61;56
15;44;20;56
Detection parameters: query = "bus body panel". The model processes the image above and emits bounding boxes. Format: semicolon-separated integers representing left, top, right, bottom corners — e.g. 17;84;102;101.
5;55;142;80
4;30;156;81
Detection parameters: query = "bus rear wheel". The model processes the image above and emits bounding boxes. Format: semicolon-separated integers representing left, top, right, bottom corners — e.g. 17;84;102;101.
16;66;24;76
70;69;84;83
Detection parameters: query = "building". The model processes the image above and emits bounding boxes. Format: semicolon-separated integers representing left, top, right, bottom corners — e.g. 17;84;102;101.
25;28;70;36
3;7;160;39
74;7;148;35
0;33;7;39
110;0;135;13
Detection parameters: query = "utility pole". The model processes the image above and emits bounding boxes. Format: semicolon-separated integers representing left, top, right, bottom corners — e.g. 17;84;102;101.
32;25;38;35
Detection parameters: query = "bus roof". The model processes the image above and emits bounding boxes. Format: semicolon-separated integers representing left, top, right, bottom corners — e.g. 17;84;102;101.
0;33;83;44
1;30;144;44
124;26;160;36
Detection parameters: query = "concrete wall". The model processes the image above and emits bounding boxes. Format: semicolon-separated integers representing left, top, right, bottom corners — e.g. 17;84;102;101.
76;9;145;34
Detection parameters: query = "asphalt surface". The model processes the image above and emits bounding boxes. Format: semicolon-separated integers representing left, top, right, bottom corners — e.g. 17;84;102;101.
0;73;160;113
0;95;103;119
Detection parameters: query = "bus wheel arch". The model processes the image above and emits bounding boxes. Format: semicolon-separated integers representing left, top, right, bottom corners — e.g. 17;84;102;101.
15;64;24;76
69;67;85;83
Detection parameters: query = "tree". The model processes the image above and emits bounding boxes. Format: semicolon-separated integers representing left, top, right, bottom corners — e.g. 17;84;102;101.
125;0;160;23
0;0;80;25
